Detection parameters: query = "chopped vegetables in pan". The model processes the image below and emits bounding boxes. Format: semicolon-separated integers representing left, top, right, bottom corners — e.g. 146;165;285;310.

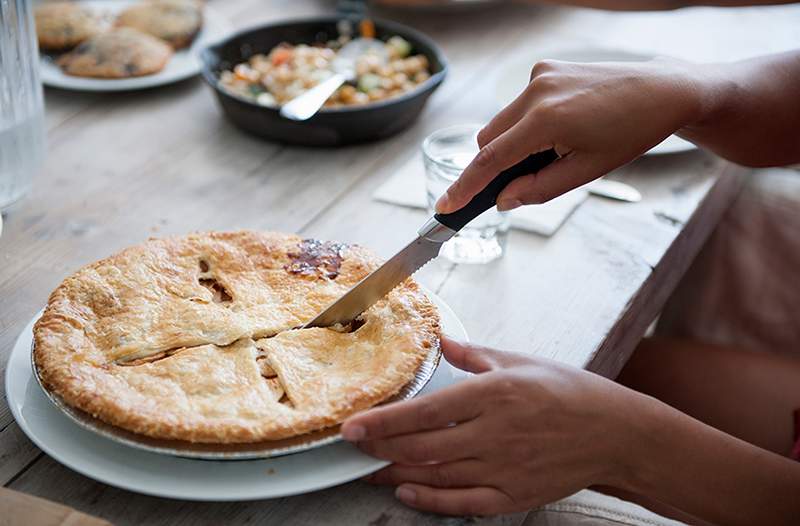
218;21;432;109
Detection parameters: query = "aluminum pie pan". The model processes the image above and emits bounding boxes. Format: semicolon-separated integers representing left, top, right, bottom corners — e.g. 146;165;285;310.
31;340;440;461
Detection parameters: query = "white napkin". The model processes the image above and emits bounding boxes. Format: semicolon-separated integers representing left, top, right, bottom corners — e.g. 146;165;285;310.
373;154;587;237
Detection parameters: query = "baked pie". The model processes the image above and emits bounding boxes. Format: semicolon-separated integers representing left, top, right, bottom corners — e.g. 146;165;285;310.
33;231;439;443
115;0;204;50
35;2;104;52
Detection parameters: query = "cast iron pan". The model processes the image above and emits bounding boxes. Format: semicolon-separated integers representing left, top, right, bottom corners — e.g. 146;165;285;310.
200;16;448;146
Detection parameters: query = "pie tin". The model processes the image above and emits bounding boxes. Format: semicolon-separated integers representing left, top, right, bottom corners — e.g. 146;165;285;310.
31;340;441;460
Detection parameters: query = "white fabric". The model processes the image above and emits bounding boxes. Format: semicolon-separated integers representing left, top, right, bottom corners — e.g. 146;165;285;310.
523;491;687;526
372;153;588;237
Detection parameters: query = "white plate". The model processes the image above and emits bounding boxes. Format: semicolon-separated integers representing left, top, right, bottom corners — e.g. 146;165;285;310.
493;47;696;156
6;291;468;501
40;1;232;92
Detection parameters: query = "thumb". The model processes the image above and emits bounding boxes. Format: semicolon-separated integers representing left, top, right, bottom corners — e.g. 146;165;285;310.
441;336;532;373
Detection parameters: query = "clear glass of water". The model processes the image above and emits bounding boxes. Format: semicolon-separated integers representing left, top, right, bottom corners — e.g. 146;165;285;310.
423;124;509;264
1;0;46;211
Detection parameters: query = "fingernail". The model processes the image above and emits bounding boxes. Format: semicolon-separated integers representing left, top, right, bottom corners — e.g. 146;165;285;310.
342;425;366;441
396;486;417;504
497;199;522;212
435;192;451;213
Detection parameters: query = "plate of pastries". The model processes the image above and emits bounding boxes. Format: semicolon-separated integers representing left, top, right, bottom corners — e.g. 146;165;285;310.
35;0;231;91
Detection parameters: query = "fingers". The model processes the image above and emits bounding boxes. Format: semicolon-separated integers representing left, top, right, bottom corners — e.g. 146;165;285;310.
395;484;515;516
442;337;534;373
440;337;495;373
495;154;598;209
341;379;484;441
356;422;483;464
476;87;535;148
435;120;550;214
366;459;486;488
476;59;559;149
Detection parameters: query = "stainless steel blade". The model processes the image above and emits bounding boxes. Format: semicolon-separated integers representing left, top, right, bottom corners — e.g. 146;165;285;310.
304;218;456;328
586;179;642;203
304;236;442;328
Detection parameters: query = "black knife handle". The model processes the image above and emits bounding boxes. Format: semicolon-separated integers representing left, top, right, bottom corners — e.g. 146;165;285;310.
433;149;559;232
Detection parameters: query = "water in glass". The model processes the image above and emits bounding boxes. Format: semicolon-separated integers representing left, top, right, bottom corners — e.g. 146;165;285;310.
1;0;46;211
423;125;509;264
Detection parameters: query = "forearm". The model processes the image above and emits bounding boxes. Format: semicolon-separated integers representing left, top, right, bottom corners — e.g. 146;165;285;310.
681;50;800;167
523;0;795;10
379;0;795;10
616;393;800;525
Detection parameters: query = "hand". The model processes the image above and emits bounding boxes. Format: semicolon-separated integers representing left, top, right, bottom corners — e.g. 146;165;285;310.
341;337;641;516
436;58;707;213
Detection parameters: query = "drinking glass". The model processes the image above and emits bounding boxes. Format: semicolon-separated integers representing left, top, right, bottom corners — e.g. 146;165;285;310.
423;124;509;264
1;0;46;211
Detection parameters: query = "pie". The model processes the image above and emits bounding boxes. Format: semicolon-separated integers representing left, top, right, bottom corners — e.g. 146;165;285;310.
35;2;104;52
33;231;439;443
56;29;174;79
115;0;204;50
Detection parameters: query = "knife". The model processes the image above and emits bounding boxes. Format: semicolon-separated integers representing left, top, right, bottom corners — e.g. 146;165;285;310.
303;149;559;329
585;178;641;203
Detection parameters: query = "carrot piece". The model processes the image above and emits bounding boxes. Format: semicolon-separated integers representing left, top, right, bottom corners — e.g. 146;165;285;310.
360;19;376;39
272;47;293;66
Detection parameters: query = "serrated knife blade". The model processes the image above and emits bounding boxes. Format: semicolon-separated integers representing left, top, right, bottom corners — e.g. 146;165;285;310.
303;219;455;328
303;150;560;329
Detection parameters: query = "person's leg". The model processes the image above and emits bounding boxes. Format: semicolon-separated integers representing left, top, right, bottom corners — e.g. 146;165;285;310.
656;169;800;359
617;338;800;456
595;338;800;524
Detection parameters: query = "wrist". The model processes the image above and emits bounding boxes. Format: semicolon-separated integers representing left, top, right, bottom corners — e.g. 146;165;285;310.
673;59;738;131
653;58;711;129
600;387;672;495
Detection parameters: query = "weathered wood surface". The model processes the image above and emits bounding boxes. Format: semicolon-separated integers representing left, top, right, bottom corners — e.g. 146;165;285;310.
1;0;798;524
0;486;112;526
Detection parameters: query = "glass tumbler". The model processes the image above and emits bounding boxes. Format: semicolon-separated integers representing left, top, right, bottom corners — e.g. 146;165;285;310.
0;0;46;211
423;124;509;264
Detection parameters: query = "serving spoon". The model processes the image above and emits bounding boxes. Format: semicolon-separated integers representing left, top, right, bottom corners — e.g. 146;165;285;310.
279;38;387;121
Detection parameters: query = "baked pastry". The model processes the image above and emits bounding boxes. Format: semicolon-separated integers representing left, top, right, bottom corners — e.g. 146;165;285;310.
33;231;439;443
115;0;204;50
35;2;104;52
56;28;173;78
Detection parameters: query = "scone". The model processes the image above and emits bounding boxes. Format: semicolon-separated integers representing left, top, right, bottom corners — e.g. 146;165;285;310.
115;0;204;50
33;231;440;443
35;2;103;52
56;28;173;78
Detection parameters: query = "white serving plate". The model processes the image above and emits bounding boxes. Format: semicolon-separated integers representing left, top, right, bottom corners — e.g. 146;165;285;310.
6;290;468;501
40;1;232;92
493;47;697;156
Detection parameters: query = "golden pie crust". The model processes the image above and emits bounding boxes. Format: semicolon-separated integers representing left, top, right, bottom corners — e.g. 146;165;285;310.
115;0;204;50
33;231;439;443
35;2;104;52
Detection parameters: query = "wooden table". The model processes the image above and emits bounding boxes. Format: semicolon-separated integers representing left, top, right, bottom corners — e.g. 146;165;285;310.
1;1;798;524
